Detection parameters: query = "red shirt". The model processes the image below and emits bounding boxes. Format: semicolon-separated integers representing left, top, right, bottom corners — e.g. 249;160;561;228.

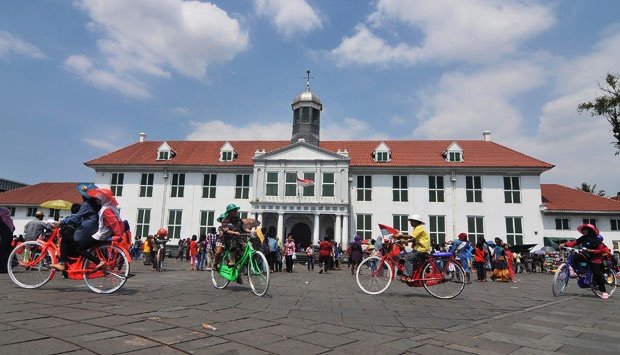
189;240;198;256
474;247;486;263
319;241;333;258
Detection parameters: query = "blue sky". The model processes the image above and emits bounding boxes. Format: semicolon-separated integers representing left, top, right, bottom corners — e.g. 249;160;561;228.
1;0;619;196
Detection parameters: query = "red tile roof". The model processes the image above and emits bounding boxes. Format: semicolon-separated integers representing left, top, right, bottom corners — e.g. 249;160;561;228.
85;140;554;169
0;182;84;206
541;184;620;212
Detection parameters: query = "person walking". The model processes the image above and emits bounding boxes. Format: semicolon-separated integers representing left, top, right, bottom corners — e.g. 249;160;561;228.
348;235;363;275
189;235;198;270
0;207;15;273
305;244;315;270
267;228;279;272
284;234;296;272
206;227;217;271
450;232;472;284
318;237;333;274
473;239;487;281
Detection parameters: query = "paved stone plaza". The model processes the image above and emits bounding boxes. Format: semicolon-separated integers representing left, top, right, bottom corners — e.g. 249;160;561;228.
1;260;619;355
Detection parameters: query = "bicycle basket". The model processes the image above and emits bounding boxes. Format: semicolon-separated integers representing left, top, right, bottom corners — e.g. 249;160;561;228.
218;265;239;281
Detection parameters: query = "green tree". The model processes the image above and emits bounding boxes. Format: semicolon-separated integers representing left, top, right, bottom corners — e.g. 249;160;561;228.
577;73;620;155
576;182;606;197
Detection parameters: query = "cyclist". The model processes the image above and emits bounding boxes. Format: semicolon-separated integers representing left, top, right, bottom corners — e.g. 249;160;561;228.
398;214;431;282
560;223;611;299
218;204;248;267
153;228;169;271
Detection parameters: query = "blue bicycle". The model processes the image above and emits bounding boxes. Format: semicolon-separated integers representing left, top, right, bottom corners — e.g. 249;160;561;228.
552;246;616;298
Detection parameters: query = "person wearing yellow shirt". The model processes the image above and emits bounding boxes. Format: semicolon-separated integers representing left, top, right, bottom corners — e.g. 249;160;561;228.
398;214;430;282
143;235;152;266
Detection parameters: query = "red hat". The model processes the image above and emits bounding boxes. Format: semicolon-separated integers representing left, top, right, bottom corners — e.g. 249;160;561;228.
87;188;118;206
577;223;599;236
458;232;468;241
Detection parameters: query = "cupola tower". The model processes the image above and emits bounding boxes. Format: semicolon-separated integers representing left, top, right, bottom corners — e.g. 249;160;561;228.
291;70;322;146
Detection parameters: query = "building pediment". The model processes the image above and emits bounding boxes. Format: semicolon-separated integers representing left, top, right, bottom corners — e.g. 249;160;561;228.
255;141;349;162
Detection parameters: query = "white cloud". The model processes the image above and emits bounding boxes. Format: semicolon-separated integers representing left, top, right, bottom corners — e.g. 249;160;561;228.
0;31;46;59
187;120;291;140
331;0;554;66
64;54;151;99
69;0;248;98
413;61;547;139
321;117;388;140
254;0;322;40
82;138;120;151
172;106;190;115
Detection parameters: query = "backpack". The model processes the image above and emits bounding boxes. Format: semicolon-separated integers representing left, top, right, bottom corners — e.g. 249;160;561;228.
268;238;278;253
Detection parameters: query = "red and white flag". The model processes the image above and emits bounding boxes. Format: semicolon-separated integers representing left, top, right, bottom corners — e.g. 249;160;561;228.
296;177;314;187
378;224;399;238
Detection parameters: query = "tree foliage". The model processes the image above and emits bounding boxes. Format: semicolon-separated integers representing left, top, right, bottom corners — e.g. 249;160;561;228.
577;73;620;155
576;182;606;197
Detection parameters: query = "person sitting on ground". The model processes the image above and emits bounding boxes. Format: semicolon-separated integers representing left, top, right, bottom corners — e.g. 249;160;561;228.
561;223;611;300
52;183;100;272
398;214;431;282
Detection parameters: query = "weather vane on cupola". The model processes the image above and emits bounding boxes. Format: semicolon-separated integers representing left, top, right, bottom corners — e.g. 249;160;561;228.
304;70;313;92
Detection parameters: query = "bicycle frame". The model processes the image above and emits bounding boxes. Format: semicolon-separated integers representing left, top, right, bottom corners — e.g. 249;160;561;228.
217;236;258;281
563;247;594;288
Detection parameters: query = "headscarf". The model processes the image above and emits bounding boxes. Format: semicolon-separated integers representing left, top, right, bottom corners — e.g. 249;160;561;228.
0;207;15;232
458;232;468;241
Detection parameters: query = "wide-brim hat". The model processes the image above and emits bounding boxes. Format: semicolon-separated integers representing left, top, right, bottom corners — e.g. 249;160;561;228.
407;214;425;224
87;188;118;206
225;203;240;213
577;223;599;236
216;213;227;223
77;183;98;198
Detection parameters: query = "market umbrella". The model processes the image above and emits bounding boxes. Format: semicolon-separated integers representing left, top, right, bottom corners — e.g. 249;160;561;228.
242;218;261;228
40;199;74;210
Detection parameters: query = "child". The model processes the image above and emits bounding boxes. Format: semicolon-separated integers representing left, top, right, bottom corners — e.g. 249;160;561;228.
189;235;198;270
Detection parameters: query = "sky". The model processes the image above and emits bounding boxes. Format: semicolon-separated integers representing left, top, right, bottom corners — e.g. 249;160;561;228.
1;0;619;196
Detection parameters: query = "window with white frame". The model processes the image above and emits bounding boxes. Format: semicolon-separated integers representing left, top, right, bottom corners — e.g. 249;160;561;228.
136;208;150;238
357;175;372;201
202;174;217;198
429;215;446;245
503;176;521;203
238;211;249;220
466;176;482;203
448;151;462;162
428;176;445;202
467;216;484;244
373;142;391;162
235;174;250;199
322;173;334;197
139;173;154;197
221;151;234;161
167;209;182;239
171;173;185;198
199;210;215;236
611;219;620;231
506;217;523;245
582;218;597;227
302;172;315;197
392;176;408;202
158;150;169;160
356;214;372;240
48;209;59;217
285;172;297;196
27;207;37;217
555;218;570;230
266;172;278;196
111;173;124;196
393;214;408;232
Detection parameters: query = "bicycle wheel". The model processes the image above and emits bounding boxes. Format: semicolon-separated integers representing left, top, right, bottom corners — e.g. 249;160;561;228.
211;252;231;289
83;245;130;294
591;267;617;298
422;259;465;299
247;251;269;297
356;256;392;295
552;263;570;296
8;241;55;289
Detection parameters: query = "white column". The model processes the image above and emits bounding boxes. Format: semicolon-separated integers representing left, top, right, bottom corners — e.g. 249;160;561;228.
313;213;320;245
342;214;349;250
257;213;263;225
335;215;342;246
277;212;284;242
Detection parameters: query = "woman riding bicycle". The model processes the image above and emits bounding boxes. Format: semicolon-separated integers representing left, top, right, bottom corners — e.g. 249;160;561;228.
560;223;611;299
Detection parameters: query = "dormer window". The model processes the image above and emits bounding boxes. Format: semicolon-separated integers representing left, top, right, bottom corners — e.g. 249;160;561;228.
157;142;174;161
373;142;391;163
219;142;237;162
444;142;463;163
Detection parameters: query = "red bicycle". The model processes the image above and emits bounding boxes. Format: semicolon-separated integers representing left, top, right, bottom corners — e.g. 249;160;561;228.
7;227;132;294
355;240;466;299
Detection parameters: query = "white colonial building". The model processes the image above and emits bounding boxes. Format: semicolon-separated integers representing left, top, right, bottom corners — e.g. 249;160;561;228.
2;85;620;250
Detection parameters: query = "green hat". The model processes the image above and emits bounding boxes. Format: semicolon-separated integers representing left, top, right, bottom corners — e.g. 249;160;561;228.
225;203;240;213
217;213;227;223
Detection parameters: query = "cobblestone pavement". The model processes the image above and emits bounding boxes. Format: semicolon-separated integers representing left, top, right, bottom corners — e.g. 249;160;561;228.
1;259;619;355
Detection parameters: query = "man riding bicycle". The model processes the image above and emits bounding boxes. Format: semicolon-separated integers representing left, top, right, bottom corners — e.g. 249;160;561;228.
152;228;169;271
397;214;431;282
212;204;250;283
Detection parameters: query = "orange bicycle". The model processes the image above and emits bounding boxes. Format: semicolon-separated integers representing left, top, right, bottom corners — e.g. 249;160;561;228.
355;240;466;299
7;227;132;294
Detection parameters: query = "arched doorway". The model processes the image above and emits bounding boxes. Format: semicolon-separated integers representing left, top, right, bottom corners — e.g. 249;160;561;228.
290;223;312;249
